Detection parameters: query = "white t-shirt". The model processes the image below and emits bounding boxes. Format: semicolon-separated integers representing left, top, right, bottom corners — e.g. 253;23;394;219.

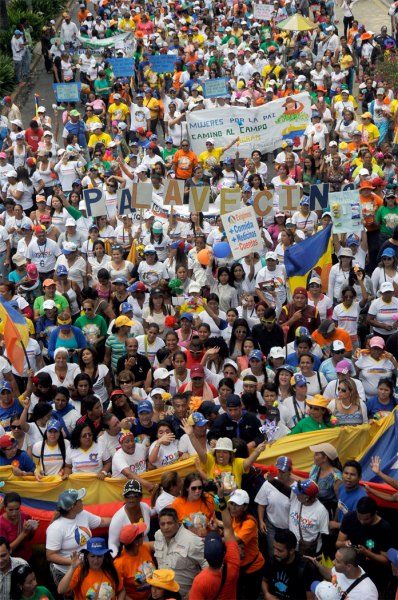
108;503;151;556
367;297;398;334
32;439;71;475
332;302;361;336
46;510;102;573
111;443;148;478
307;294;333;321
355;354;395;397
67;441;111;474
26;238;61;272
136;335;165;366
148;440;180;468
289;496;329;552
199;310;227;335
255;479;293;528
98;431;121;458
330;567;378;600
178;434;211;456
138;260;169;287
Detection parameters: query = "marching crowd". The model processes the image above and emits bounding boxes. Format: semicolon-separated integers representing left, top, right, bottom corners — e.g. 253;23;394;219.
2;0;398;598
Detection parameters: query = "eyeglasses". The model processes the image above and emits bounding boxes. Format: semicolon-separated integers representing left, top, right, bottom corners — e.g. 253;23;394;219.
81;432;93;438
181;144;189;148
190;350;202;355
190;485;203;491
11;425;21;430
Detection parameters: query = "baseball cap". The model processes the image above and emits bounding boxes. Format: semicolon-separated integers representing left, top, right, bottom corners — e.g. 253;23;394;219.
119;523;146;545
204;531;225;567
180;312;193;321
127;281;147;293
228;489;250;506
27;264;38;280
369;336;385;348
346;234;360;246
137;400;153;414
144;244;156;253
0;434;17;449
268;347;285;360
191;365;205;377
115;316;134;328
65;218;77;227
199;401;221;417
226;394;241;408
387;548;398;568
188;412;208;427
112;276;128;285
381;247;395;258
43;299;56;310
12;253;27;266
265;251;277;261
188;282;201;294
83;538;110;556
335;359;352;374
62;241;77;254
120;302;133;314
47;419;62;432
380;281;394;292
6;170;17;178
248;349;263;361
291;373;307;387
331;340;345;352
275;456;292;472
153;368;170;380
311;581;340;600
292;479;319;498
123;479;143;496
57;488;86;510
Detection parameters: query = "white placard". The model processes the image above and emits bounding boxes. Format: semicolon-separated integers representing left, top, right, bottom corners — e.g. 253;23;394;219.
221;206;263;260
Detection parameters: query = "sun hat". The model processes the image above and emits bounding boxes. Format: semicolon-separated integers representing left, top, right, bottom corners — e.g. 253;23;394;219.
12;253;27;267
309;443;338;461
119;522;147;545
123;479;143;496
275;456;292;472
292;478;319;498
213;437;235;453
369;336;385;349
57;488;86;510
228;489;250;505
306;395;331;412
146;570;180;593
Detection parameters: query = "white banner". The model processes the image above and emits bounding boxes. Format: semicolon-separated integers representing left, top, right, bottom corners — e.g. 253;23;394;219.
253;3;274;20
330;191;363;235
186;93;312;158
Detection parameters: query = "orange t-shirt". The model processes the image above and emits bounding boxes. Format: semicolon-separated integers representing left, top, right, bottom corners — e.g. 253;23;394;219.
189;540;241;600
172;149;198;179
312;327;353;352
232;515;265;574
114;543;155;600
171;494;215;524
69;566;122;600
360;191;383;231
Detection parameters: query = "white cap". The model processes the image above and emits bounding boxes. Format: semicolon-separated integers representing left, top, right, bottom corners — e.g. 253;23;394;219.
188;282;201;294
43;299;56;310
228;489;250;506
63;241;78;252
380;281;394;293
359;168;369;176
6;170;17;178
153;368;171;380
65;218;76;227
135;164;148;174
38;106;46;112
331;340;345;351
78;200;87;211
150;388;165;397
266;251;277;260
295;230;306;240
268;346;285;359
312;581;340;600
144;243;156;253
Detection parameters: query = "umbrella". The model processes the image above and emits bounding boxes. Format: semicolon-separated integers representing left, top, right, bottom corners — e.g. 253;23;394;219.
276;14;317;31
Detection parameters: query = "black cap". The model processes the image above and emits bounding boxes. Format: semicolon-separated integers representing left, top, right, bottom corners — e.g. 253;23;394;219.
199;401;221;417
226;394;241;408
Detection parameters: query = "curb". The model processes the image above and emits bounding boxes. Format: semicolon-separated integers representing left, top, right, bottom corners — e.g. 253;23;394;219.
11;0;75;105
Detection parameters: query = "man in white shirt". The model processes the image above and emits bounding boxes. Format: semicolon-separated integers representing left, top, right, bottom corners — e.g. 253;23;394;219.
11;30;26;84
130;94;151;139
234;51;254;83
289;479;329;555
26;226;61;280
60;14;78;45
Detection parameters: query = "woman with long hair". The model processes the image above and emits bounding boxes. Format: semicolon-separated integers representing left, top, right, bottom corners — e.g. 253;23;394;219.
308;442;343;516
87;240;111;282
148;420;180;469
171;471;215;531
79;347;112;408
275;229;295;264
109;245;134;282
228;319;251;361
11;564;54;600
209;266;239;313
57;537;121;599
64;422;111;478
109;390;136;421
0;492;37;562
51;386;79;438
151;470;183;513
32;418;69;479
327;377;368;425
142;289;173;335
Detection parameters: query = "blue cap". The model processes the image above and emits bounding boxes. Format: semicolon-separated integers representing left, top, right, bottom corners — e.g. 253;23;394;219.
346;234;360;246
120;302;133;314
285;139;294;146
189;411;208;427
301;196;310;205
47;419;62;432
381;247;395;257
223;156;233;165
292;373;307;387
248;349;263;361
242;184;252;193
181;312;193;321
275;456;292;472
226;393;242;407
53;180;61;186
83;537;110;556
127;281;147;293
387;548;398;568
295;326;310;337
292;478;319;498
113;276;128;285
165;136;173;143
204;531;225;567
137;399;153;414
0;381;12;392
14;29;22;35
56;265;68;276
72;178;82;185
311;111;321;118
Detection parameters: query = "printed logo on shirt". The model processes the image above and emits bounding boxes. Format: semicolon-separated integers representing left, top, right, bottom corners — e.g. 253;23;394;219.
86;582;113;599
74;526;91;546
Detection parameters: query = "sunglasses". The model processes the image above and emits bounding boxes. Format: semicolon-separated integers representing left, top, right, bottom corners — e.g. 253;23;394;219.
192;376;203;380
190;485;203;491
11;425;21;430
262;319;276;325
333;349;345;354
119;380;132;384
338;387;348;392
83;307;93;311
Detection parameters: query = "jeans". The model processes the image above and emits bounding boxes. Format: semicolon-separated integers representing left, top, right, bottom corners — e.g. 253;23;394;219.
22;49;31;78
0;251;9;279
14;60;23;83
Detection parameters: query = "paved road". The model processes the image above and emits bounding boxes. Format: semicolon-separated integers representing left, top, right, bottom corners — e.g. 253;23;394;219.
17;0;390;146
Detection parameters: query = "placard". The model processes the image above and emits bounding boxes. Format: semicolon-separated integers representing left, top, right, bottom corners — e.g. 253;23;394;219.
163;180;184;207
189;186;211;213
52;83;81;103
83;188;107;217
202;77;229;99
108;58;135;77
150;55;178;73
330;190;362;235
253;3;274;20
221;206;263;260
117;182;153;215
278;184;302;212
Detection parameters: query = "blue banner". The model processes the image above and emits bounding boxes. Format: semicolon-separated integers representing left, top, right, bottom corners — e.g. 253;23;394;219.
108;58;135;77
203;77;229;99
150;55;177;73
52;83;82;103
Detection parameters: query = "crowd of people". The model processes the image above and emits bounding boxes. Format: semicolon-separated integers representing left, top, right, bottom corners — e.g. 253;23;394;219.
2;0;398;598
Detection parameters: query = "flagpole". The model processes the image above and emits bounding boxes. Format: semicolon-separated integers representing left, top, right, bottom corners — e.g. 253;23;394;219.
20;340;31;370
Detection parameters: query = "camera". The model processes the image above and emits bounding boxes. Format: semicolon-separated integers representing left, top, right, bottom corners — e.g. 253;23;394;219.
203;479;218;494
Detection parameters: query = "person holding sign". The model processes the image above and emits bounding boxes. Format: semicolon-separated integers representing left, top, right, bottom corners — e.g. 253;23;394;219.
198;137;240;179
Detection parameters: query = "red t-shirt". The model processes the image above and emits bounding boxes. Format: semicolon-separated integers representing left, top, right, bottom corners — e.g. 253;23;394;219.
25;127;44;152
0;510;32;561
178;382;218;399
189;540;241;600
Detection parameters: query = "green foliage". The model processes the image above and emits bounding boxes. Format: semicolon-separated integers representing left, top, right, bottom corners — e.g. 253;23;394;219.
0;30;13;55
376;54;398;91
0;54;16;96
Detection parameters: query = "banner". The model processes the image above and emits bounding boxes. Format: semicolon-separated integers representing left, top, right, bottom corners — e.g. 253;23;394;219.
253;3;274;20
150;55;178;73
330;190;362;235
77;32;132;49
221;206;263;259
108;58;135;77
186;92;312;157
202;77;229;99
52;83;81;103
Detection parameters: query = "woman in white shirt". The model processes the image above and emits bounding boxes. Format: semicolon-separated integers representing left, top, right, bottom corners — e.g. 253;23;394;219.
148;420;181;469
33;419;70;478
88;240;112;283
64;422;111;476
54;150;86;193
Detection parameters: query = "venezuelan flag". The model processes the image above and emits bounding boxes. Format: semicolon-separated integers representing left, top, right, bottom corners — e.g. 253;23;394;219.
284;224;332;295
34;93;40;119
0;297;30;375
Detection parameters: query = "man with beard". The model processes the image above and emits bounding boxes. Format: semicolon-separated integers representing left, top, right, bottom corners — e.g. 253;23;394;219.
262;529;318;599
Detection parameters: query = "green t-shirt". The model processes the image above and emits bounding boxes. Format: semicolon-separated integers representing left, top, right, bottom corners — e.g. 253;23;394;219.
288;415;334;435
74;314;108;346
34;293;70;316
375;204;398;236
94;77;110;97
21;586;54;600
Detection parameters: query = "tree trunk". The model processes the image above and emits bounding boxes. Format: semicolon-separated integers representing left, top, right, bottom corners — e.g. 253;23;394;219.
0;0;8;30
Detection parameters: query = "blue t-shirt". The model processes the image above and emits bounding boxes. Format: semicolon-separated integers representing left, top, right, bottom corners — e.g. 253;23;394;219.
0;398;23;431
287;351;321;371
337;485;367;523
0;449;35;472
319;357;356;382
366;395;396;419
